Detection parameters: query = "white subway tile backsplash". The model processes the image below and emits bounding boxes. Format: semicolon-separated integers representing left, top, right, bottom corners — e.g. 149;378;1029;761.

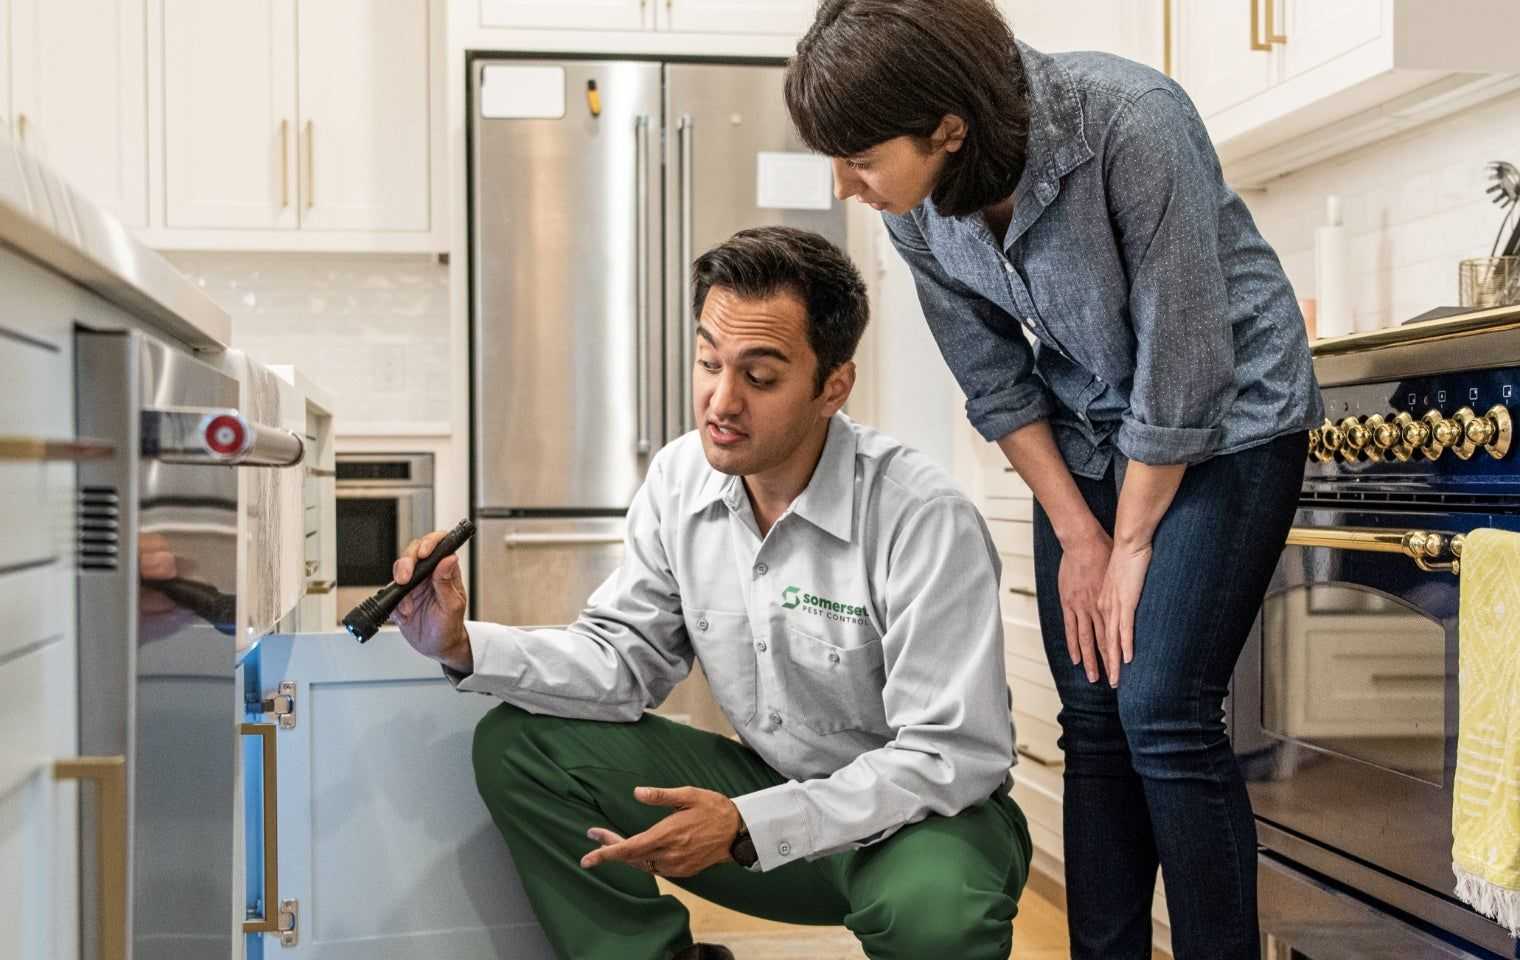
1243;90;1520;332
166;252;452;432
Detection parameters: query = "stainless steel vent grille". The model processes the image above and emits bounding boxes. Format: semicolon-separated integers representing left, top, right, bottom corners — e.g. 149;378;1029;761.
78;486;121;570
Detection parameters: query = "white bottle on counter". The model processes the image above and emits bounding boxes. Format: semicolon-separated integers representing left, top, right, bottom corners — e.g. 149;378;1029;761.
1315;195;1355;337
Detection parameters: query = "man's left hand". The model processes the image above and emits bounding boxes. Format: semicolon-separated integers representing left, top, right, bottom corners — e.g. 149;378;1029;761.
580;786;741;878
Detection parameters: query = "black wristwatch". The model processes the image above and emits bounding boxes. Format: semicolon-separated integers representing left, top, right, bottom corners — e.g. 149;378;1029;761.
730;822;758;869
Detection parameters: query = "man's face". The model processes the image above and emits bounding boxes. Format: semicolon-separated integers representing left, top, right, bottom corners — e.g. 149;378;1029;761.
829;122;964;216
693;286;850;478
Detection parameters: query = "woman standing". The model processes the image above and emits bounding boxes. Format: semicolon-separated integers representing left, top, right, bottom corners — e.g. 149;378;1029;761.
785;2;1321;957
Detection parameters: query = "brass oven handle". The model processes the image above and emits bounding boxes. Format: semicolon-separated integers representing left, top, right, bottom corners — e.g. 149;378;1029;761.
241;723;282;935
55;757;127;960
1286;527;1466;575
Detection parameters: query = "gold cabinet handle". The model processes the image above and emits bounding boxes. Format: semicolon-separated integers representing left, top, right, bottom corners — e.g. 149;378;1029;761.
1285;527;1466;575
280;119;290;209
304;120;314;211
55;757;127;960
1162;0;1175;77
1016;744;1065;769
1250;0;1271;50
1268;0;1287;44
241;723;295;941
0;436;115;462
16;112;28;144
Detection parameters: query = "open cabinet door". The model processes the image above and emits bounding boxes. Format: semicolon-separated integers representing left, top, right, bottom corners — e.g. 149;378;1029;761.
241;630;555;959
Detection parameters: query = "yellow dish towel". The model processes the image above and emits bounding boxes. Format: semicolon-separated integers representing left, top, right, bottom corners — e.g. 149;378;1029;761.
1453;528;1520;937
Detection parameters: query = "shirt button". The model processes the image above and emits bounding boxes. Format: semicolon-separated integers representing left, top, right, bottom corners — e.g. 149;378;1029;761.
827;651;840;664
1003;261;1014;273
697;619;709;631
756;640;767;652
778;841;792;857
769;711;783;727
755;563;768;575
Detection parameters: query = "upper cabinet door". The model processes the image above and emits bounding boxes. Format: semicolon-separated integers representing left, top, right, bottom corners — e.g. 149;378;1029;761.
657;0;817;35
479;0;652;32
1280;0;1383;80
0;0;11;139
163;0;298;229
9;0;149;228
1174;0;1277;119
296;0;431;233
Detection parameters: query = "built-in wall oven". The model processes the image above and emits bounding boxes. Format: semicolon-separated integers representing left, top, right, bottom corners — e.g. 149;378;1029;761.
1233;308;1520;958
334;453;433;615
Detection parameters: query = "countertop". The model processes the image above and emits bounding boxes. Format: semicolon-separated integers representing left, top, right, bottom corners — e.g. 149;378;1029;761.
0;134;230;350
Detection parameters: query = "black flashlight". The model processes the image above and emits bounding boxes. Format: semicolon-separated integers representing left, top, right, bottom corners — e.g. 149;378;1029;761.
342;518;476;643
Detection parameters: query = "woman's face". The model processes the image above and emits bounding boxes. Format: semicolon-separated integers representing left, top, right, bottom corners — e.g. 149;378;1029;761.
828;119;965;216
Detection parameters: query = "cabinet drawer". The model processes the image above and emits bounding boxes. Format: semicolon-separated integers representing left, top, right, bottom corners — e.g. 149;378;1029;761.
984;467;1031;501
1012;773;1064;839
1004;616;1047;666
981;496;1033;523
1014;710;1064;770
0;563;70;663
987;519;1034;558
1000;572;1040;623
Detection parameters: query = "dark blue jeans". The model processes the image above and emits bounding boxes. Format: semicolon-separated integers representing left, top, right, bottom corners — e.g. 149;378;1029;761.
1031;432;1307;960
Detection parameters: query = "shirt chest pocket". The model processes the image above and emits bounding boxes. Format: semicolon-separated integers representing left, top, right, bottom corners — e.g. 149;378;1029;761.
777;627;889;736
688;610;757;728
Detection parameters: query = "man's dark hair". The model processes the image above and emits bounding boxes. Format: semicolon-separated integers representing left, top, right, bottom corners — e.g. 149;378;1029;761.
784;0;1029;219
691;226;868;394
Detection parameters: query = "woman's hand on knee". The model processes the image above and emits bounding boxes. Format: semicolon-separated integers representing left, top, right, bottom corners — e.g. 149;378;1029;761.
1057;527;1113;684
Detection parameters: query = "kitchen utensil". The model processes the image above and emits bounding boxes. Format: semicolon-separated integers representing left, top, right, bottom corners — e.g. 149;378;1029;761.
1485;161;1520;257
1459;256;1520;309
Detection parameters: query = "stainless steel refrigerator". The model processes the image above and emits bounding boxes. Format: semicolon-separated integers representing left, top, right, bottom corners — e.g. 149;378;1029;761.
469;59;846;705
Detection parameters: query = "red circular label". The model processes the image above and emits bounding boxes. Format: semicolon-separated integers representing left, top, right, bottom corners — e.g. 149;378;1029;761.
205;415;246;455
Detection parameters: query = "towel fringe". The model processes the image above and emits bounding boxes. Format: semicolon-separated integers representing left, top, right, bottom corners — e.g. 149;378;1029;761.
1454;864;1520;938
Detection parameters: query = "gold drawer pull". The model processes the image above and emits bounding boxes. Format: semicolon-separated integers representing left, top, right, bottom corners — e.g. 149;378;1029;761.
0;436;114;462
1285;527;1465;575
306;579;336;595
55;757;127;960
1016;744;1065;769
241;723;296;942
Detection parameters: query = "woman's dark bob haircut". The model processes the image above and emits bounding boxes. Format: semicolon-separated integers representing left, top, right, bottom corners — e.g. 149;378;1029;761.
784;0;1030;219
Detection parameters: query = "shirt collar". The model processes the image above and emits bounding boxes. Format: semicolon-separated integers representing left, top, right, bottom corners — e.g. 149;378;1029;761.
688;414;859;543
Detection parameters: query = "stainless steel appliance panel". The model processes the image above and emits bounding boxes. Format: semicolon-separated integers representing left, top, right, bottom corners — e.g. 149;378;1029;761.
472;60;663;511
1259;854;1492;959
77;329;243;960
335;453;434;614
663;63;848;438
475;516;626;625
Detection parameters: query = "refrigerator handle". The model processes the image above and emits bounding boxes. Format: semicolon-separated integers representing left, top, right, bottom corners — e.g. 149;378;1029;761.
678;114;696;435
635;114;652;456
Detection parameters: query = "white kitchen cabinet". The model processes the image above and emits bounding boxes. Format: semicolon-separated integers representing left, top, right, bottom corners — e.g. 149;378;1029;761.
1174;0;1275;121
9;0;149;228
1000;0;1167;74
479;0;651;32
297;0;431;233
1;0;12;144
243;631;555;958
156;0;441;249
656;0;817;36
162;0;298;230
1172;0;1520;186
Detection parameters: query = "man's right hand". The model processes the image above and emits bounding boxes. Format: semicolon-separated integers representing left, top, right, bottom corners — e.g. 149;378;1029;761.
390;529;473;675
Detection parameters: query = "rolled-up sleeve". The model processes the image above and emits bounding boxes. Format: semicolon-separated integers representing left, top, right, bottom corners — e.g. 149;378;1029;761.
1106;88;1235;465
450;454;693;721
731;496;1014;871
883;212;1055;443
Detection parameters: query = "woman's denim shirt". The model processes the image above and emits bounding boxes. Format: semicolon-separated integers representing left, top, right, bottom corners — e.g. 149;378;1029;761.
885;42;1322;478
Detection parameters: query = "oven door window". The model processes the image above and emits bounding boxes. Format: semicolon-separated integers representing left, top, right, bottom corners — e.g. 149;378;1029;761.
1261;581;1446;785
337;498;399;587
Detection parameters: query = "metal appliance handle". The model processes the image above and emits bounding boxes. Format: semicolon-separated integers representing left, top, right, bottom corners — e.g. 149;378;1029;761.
1285;526;1466;575
54;756;127;960
503;532;624;548
142;408;304;468
240;723;296;941
678;114;695;434
634;115;652;456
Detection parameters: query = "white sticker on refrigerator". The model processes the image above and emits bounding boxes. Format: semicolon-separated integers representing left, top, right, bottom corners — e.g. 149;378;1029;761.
756;153;834;211
480;65;566;119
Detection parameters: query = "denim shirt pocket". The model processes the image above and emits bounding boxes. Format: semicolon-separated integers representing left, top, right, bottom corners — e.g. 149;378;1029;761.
688;610;758;728
777;627;889;736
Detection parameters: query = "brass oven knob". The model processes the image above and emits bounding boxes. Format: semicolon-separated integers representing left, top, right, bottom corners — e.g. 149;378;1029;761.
1316;419;1342;463
1363;414;1392;462
1307;428;1322;463
1457;404;1513;460
1401;416;1431;449
1388;412;1416;462
1338;416;1369;463
1419;410;1459;460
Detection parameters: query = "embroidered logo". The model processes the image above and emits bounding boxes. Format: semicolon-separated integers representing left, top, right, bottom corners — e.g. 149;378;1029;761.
780;585;868;625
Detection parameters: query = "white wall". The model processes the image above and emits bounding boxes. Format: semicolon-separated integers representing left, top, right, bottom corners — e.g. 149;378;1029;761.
1242;92;1514;331
165;252;453;435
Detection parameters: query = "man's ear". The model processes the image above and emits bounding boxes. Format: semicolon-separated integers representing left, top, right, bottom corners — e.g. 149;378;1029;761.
820;361;856;417
932;114;968;154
